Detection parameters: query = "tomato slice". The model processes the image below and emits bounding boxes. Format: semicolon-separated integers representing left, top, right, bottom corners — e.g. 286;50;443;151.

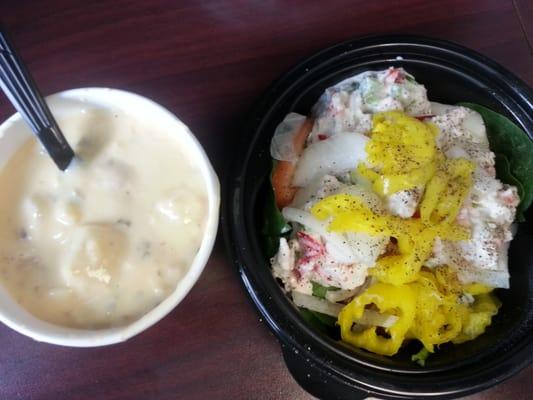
271;118;313;209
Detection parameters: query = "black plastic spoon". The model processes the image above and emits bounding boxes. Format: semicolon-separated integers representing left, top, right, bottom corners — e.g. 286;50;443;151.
0;26;74;170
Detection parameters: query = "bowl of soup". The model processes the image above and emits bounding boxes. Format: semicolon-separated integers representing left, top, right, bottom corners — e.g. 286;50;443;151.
0;88;220;346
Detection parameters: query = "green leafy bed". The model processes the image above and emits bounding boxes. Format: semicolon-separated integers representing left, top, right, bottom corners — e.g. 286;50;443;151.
261;103;533;360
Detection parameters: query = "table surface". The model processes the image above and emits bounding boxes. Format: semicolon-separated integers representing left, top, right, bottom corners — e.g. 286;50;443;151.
0;1;532;399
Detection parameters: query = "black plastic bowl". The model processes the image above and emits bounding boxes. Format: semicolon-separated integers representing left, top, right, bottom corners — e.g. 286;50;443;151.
223;35;533;399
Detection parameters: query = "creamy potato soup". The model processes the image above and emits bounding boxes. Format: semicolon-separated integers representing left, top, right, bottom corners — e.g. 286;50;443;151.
0;106;208;328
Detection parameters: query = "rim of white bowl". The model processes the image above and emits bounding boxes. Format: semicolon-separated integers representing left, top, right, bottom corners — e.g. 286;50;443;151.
0;88;220;347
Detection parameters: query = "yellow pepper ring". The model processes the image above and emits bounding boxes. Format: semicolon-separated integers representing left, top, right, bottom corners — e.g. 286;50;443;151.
407;272;465;351
338;283;416;356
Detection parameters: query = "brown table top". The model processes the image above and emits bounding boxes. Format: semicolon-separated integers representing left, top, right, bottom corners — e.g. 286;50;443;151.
0;1;532;399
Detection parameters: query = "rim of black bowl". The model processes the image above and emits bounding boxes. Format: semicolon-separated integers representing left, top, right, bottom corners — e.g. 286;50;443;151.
223;34;533;399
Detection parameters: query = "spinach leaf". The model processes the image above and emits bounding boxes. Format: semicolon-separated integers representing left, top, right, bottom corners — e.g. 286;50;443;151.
261;163;291;258
458;103;533;219
411;347;430;367
299;307;338;337
311;281;341;299
310;310;337;327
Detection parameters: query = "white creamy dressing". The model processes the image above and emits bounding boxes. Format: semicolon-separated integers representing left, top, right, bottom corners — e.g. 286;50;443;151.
425;104;518;287
0;106;208;328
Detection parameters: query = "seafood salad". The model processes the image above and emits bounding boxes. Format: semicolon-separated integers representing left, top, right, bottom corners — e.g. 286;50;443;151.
266;67;530;363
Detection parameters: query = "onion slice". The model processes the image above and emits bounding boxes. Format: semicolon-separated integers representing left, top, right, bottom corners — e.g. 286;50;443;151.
293;132;368;187
293;291;399;330
355;310;399;328
292;292;343;317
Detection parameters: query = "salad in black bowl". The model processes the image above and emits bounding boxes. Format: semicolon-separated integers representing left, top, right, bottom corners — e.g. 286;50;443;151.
223;35;533;399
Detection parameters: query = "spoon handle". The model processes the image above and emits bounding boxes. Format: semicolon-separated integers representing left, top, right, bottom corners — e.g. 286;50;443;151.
0;26;74;170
